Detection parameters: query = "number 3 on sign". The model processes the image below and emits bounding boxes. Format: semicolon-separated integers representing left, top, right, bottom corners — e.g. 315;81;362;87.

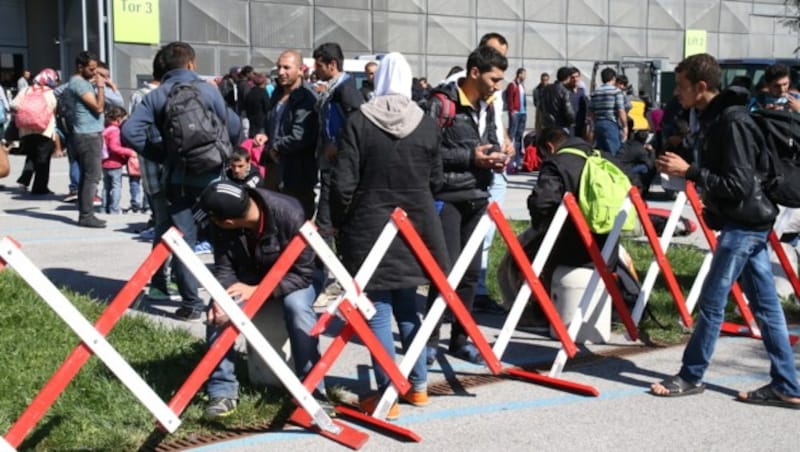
120;0;153;14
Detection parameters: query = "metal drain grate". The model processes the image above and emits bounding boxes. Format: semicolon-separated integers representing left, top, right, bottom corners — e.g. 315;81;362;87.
147;343;666;450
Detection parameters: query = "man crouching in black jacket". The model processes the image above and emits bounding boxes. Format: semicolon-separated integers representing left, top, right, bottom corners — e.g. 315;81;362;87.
195;180;324;420
652;53;800;407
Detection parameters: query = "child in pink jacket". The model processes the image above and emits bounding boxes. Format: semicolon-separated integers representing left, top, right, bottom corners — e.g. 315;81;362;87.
101;106;135;214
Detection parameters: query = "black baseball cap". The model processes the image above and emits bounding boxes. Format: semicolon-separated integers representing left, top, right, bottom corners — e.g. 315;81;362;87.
196;180;250;221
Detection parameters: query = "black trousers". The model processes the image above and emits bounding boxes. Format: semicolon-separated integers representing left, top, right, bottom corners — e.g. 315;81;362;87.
426;197;488;351
16;134;54;194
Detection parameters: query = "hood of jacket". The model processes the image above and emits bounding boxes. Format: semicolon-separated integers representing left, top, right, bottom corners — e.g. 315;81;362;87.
360;53;423;139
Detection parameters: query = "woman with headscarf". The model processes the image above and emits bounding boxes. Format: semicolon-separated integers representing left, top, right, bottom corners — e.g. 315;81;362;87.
330;52;448;420
12;68;60;194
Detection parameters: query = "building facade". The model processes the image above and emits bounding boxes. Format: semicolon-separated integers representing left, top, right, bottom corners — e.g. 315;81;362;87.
1;0;798;98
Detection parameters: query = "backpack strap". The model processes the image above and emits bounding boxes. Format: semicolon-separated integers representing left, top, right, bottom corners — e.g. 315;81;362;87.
432;92;455;129
557;147;592;159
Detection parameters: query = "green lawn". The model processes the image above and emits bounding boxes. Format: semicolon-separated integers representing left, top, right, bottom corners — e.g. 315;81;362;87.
1;223;797;449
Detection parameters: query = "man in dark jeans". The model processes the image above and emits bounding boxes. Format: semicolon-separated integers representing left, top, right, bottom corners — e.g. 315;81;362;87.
123;42;242;321
425;46;510;365
65;51;106;228
652;53;800;408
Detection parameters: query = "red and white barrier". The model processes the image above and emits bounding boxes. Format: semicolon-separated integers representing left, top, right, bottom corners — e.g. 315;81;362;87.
0;236;180;450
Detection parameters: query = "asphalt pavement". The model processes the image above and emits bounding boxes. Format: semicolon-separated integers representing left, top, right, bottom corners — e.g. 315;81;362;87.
1;153;798;452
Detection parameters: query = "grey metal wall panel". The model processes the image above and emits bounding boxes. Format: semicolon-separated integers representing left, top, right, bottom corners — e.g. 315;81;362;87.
429;0;476;17
685;0;720;32
718;32;749;58
181;0;249;45
314;7;371;52
160;0;180;43
316;0;369;9
524;0;566;23
609;0;648;28
373;0;426;13
647;29;683;61
567;25;608;60
373;11;426;54
719;1;751;34
427;15;475;55
608;27;647;59
477;0;523;20
567;0;609;26
523;21;566;60
250;3;313;49
648;0;685;30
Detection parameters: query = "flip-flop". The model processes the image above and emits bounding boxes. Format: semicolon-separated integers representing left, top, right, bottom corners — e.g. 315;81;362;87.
650;375;706;397
737;385;800;410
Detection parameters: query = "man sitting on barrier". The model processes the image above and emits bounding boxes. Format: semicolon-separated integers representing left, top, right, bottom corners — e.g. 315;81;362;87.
652;53;800;408
196;180;322;419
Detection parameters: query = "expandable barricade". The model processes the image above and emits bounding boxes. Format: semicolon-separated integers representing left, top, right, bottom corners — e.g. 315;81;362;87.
0;236;181;449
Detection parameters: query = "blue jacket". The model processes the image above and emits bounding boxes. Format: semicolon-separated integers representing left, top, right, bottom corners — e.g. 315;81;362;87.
121;68;242;187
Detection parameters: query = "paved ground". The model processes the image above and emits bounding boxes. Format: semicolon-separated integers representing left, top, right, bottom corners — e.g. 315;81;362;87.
2;154;799;451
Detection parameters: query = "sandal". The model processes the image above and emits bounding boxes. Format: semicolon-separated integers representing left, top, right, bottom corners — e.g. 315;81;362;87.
737;385;800;410
650;375;706;397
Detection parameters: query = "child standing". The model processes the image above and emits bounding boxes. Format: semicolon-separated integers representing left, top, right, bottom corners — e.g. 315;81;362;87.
101;106;135;214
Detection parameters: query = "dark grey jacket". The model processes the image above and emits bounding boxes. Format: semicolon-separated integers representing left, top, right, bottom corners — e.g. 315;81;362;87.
427;81;496;202
263;85;319;190
210;188;315;299
539;81;575;130
331;110;449;290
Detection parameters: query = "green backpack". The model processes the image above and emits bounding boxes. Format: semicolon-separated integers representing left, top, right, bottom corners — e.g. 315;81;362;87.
558;148;635;234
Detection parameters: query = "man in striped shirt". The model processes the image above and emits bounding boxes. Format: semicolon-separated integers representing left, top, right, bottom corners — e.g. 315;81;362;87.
590;67;627;155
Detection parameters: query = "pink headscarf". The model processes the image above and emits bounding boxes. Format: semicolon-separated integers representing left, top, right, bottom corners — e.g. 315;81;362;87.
33;68;59;88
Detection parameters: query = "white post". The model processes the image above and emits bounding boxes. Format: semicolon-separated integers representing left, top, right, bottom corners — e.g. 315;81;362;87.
81;0;88;49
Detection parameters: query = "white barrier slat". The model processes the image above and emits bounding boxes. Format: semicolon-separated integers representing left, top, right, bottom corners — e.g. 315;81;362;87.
300;224;376;320
0;238;182;433
493;202;568;359
0;436;16;452
685;252;713;315
317;220;398;320
631;191;687;325
549;197;632;377
372;213;493;419
161;229;341;434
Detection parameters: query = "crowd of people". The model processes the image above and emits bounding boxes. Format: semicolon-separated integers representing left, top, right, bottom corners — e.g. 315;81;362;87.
2;33;799;421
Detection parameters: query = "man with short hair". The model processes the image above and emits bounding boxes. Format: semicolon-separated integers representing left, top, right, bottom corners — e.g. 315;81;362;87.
425;45;510;364
750;63;800;112
122;41;242;321
505;67;527;173
196;179;321;420
313;42;364;243
539;66;577;133
254;49;319;219
652;53;800;409
590;67;627;155
360;61;377;101
65;50;106;228
533;72;550;133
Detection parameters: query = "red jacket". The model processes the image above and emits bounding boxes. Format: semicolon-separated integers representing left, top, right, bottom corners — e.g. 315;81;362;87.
102;124;135;169
505;80;522;113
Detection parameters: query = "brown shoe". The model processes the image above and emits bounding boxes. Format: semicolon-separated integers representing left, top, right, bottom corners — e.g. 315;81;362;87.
359;394;400;420
401;389;429;407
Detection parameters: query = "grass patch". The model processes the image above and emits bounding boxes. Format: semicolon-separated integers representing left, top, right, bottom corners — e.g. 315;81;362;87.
0;270;290;451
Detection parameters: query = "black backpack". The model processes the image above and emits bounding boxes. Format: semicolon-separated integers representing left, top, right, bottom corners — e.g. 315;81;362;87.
162;81;231;175
752;108;800;208
55;84;74;139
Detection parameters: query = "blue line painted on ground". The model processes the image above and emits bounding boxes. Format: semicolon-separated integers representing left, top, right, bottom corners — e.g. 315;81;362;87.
188;371;769;451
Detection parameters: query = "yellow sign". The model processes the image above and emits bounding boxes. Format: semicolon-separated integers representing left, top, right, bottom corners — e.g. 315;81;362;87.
113;0;160;45
684;29;707;58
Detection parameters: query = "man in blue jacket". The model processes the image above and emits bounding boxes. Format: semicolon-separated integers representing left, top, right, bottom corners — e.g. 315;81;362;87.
122;41;242;321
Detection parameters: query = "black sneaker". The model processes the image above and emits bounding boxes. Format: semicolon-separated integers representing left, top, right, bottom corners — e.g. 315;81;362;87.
78;216;107;228
450;343;485;366
473;294;507;314
203;397;237;420
174;306;203;322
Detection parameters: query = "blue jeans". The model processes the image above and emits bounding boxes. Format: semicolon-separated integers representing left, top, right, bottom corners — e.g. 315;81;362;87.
679;226;800;397
102;167;123;214
206;284;321;399
167;185;204;310
477;171;507;296
129;176;148;210
508;112;527;169
367;288;427;392
594;119;622;156
150;190;172;292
